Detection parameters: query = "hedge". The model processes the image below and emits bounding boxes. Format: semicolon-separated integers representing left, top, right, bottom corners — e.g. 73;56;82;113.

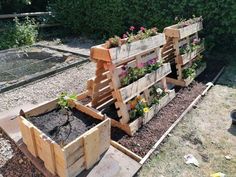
50;0;236;49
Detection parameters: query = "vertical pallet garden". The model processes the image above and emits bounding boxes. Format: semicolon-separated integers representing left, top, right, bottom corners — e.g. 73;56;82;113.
88;31;176;135
163;17;206;86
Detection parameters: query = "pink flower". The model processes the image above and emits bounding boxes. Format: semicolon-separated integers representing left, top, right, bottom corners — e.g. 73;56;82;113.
137;63;145;68
129;26;135;31
140;26;145;31
123;34;128;39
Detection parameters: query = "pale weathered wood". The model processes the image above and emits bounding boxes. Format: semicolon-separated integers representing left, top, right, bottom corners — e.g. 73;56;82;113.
83;127;100;169
164;20;203;39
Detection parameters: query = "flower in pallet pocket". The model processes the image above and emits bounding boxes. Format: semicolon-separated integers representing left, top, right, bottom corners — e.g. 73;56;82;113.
143;107;150;113
129;26;135;31
140;26;146;31
137;62;145;68
122;34;128;39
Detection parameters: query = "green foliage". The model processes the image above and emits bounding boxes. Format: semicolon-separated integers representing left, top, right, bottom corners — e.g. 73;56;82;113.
57;92;77;109
0;17;38;50
0;0;50;14
50;0;236;49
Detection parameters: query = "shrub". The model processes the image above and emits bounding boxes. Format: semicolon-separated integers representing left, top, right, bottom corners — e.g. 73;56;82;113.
50;0;236;50
0;17;38;50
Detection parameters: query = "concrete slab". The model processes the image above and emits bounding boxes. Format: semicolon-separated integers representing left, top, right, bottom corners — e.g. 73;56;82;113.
0;103;35;142
80;145;141;177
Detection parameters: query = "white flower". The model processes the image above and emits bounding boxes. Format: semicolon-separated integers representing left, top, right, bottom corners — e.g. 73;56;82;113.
156;88;163;95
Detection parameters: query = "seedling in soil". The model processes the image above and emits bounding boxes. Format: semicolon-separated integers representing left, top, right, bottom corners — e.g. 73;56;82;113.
48;92;77;145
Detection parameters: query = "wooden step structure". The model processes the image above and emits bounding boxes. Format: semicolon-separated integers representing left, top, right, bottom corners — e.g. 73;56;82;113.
162;17;206;86
87;33;175;135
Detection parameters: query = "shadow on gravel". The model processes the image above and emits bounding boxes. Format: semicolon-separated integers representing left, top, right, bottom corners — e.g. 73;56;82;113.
228;124;236;136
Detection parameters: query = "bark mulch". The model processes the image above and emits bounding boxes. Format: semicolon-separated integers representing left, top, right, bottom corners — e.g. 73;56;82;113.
0;128;44;177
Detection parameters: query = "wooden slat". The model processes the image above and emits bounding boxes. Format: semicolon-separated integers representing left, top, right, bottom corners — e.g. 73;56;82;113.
83;128;100;169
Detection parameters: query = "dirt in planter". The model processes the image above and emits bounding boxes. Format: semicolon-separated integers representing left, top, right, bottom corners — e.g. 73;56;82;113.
0;128;44;177
29;108;101;146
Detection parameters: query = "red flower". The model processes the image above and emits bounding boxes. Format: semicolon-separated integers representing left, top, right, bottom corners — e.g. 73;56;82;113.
140;26;145;31
123;34;128;39
129;26;135;31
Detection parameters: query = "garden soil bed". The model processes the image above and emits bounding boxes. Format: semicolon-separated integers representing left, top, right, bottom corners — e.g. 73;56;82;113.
0;128;44;177
111;58;224;157
29;108;101;146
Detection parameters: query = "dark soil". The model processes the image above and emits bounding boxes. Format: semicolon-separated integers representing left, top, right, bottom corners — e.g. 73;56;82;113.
29;108;101;146
0;128;44;177
111;58;224;157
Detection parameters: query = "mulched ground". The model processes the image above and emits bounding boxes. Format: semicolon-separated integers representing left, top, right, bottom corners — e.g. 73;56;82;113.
0;128;44;177
29;108;101;146
111;58;224;157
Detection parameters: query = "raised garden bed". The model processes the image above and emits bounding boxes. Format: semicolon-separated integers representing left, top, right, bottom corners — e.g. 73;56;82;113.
90;34;165;64
0;46;88;93
18;98;111;177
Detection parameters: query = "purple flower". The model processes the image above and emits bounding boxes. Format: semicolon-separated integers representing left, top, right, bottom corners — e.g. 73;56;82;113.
147;59;156;65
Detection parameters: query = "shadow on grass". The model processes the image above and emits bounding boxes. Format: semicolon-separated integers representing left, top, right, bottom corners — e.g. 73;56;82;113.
207;48;236;88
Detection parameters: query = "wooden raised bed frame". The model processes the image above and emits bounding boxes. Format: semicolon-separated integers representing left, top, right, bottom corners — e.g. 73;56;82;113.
90;34;165;64
18;99;111;177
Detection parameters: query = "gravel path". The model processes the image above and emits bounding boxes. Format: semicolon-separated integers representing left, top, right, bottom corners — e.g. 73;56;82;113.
0;61;95;112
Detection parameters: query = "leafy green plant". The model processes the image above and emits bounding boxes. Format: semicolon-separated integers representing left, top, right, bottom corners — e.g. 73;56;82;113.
0;17;38;50
149;87;166;106
58;92;77;110
50;0;236;50
182;67;196;79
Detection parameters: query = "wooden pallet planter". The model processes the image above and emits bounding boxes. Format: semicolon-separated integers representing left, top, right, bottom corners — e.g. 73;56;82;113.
163;17;205;87
18;99;111;177
75;89;175;136
164;18;203;39
176;43;204;65
90;33;165;65
167;62;206;87
113;63;171;103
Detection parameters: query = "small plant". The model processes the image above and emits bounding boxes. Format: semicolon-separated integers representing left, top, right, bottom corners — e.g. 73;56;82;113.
149;87;166;106
104;35;122;48
128;96;149;121
175;16;203;29
104;26;158;49
179;38;203;55
48;92;77;143
120;58;163;87
0;17;38;50
182;67;196;79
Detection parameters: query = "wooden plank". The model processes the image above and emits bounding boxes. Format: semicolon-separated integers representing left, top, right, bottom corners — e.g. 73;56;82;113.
97;118;111;155
40;135;56;175
0;12;51;19
83;128;100;169
24;99;57;117
67;156;85;177
110;141;142;162
18;117;37;156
